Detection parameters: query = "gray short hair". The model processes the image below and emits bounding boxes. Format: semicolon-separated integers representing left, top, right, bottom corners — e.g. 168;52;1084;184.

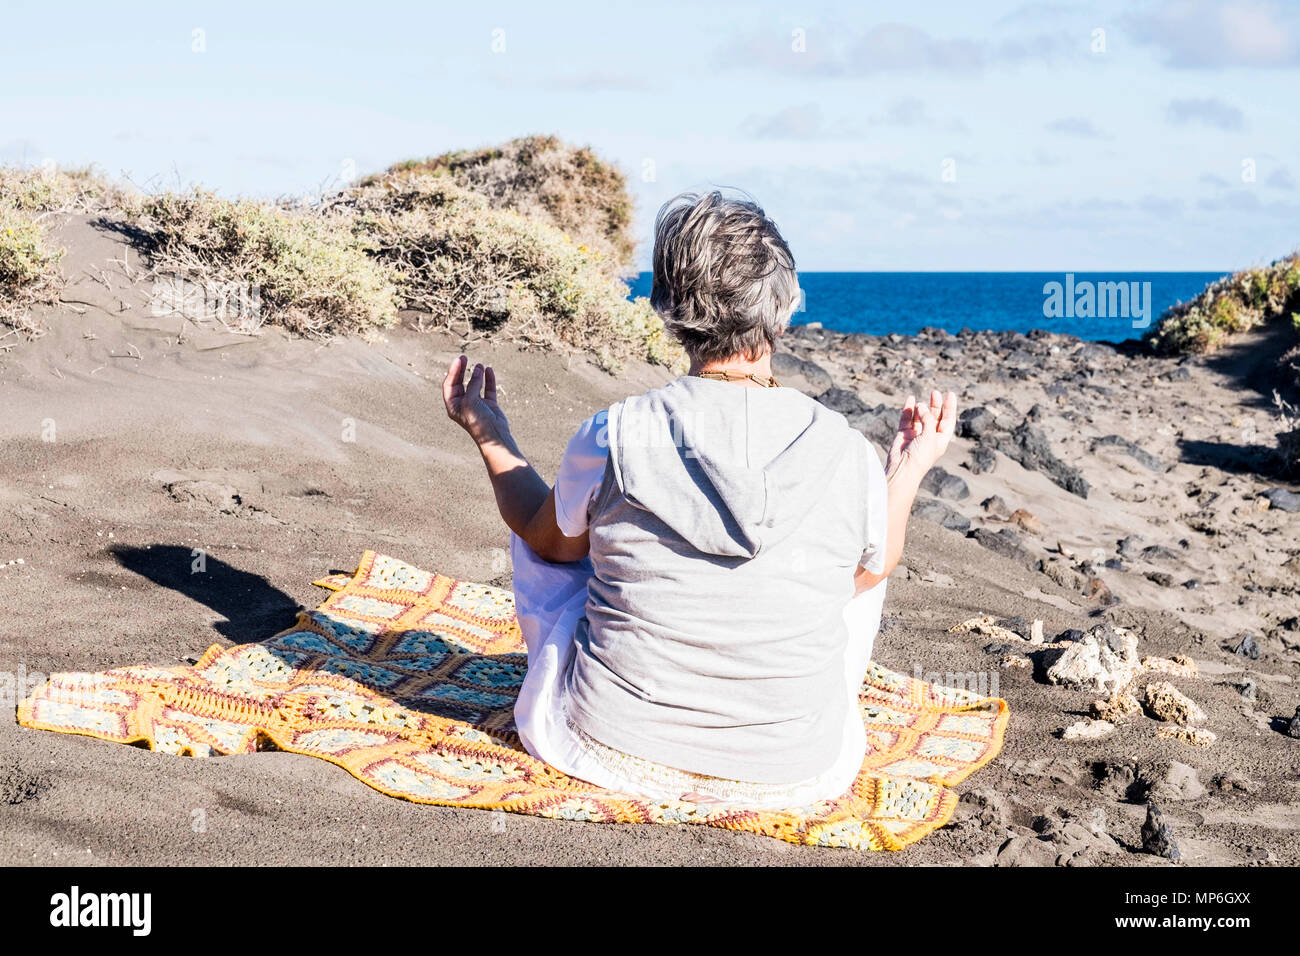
650;191;799;364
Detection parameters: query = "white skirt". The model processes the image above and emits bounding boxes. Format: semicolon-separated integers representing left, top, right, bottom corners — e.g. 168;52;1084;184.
509;533;887;809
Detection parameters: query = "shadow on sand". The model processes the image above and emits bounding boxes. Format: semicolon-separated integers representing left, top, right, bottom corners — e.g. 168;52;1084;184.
1173;321;1299;479
110;545;301;644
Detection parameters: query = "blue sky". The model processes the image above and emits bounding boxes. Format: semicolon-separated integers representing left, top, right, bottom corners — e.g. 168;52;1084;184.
2;0;1297;270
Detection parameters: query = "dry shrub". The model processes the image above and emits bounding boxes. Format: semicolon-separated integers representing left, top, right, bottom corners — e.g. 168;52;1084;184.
0;164;140;216
373;135;635;273
133;190;399;336
342;173;677;370
1147;253;1300;354
1;165;140;336
1;141;677;371
0;199;64;336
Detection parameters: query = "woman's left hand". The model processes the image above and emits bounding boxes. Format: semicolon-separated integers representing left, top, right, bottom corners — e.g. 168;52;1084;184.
886;389;957;478
442;355;510;445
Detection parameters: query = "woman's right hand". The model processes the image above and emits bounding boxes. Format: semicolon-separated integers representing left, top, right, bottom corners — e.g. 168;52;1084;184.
886;389;957;479
442;354;511;446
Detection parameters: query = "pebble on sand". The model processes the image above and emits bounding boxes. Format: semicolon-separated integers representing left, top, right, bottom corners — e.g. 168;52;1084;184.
1061;718;1115;741
1238;678;1257;703
1140;654;1198;678
1009;508;1044;536
1155;725;1217;747
949;615;1024;643
1230;633;1260;660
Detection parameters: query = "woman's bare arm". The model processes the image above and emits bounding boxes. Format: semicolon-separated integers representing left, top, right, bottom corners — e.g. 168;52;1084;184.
443;355;589;564
853;461;924;593
853;389;957;594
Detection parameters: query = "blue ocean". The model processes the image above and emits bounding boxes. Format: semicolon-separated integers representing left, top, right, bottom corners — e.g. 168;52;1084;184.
627;271;1227;342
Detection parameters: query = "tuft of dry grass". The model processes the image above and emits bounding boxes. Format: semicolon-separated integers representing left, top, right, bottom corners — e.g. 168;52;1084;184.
370;135;636;274
0;164;141;216
131;190;400;336
1147;253;1300;355
0;165;144;335
339;173;677;370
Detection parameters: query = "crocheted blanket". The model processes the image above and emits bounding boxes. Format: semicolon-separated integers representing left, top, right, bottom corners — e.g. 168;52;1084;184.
17;551;1008;851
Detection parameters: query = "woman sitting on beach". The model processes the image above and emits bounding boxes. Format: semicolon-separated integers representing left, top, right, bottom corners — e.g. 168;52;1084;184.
443;190;957;807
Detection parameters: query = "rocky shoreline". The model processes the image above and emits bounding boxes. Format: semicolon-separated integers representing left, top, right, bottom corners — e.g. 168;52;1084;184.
770;321;1300;865
778;322;1300;649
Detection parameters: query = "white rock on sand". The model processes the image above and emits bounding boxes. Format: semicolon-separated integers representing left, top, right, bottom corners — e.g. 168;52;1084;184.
1061;719;1116;741
1046;624;1142;694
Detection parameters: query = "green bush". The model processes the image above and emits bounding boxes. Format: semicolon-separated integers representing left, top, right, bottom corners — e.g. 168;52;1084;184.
1147;252;1300;355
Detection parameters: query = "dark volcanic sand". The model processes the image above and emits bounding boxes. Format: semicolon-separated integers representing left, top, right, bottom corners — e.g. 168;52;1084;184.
1;217;1297;866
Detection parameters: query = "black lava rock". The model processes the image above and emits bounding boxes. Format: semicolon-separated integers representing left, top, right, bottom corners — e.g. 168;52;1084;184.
772;352;835;394
1118;535;1144;559
770;350;805;379
1263;488;1300;513
969;527;1041;572
997;616;1032;640
920;467;971;501
816;387;870;417
854;404;901;447
912;497;971;532
1141;803;1181;859
1232;633;1260;660
981;494;1011;517
1092;434;1168;473
956;406;997;440
966;444;998;475
1142;545;1180;562
991;422;1090;499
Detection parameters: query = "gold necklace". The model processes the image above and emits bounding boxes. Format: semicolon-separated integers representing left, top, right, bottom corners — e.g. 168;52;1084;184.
693;369;781;388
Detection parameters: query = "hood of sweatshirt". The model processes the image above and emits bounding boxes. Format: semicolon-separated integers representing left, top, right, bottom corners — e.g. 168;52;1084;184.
606;375;853;559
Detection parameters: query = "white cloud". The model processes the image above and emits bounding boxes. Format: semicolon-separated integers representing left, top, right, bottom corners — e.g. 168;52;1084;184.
1127;1;1300;68
1045;116;1108;138
1166;96;1246;129
720;20;1082;76
745;104;827;140
1266;167;1296;189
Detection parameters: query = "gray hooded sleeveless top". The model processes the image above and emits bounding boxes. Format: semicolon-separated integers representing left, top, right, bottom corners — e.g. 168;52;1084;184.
562;375;885;783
